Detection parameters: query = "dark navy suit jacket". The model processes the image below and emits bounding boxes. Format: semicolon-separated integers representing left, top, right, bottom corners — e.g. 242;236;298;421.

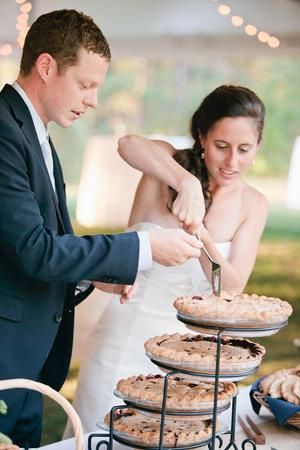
0;84;139;408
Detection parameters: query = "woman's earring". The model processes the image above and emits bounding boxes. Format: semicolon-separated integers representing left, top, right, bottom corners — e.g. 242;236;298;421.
201;152;205;159
251;159;255;167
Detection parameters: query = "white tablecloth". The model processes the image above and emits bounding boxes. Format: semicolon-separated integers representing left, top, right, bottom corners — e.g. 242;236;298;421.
39;386;300;450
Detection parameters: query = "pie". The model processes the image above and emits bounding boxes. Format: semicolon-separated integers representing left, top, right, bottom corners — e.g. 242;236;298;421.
174;291;293;326
104;407;218;446
259;365;300;405
145;333;266;372
116;373;237;410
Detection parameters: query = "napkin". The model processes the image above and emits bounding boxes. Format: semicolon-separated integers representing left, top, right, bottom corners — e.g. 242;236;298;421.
250;377;300;426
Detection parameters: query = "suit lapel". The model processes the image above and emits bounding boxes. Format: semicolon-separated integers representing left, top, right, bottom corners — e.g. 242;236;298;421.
0;84;68;233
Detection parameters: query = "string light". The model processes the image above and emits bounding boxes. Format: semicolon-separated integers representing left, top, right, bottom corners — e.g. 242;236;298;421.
257;31;270;43
268;36;280;48
218;4;231;15
17;13;29;23
0;0;32;56
231;16;244;27
20;2;32;13
0;44;13;56
212;0;280;49
245;24;257;36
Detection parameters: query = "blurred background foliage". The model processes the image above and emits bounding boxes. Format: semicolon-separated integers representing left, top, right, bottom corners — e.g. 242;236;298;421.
1;55;299;184
46;55;300;184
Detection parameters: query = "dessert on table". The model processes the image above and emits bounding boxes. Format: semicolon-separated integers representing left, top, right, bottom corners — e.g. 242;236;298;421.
104;407;219;447
144;333;266;378
115;373;237;413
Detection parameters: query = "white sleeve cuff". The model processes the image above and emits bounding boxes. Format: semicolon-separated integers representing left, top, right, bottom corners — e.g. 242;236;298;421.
137;231;153;271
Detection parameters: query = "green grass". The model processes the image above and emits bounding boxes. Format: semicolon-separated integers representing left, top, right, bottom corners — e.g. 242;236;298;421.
244;205;300;383
41;205;300;445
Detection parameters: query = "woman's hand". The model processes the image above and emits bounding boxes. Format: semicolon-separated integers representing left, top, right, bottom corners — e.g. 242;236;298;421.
93;281;138;304
0;444;20;450
172;177;205;234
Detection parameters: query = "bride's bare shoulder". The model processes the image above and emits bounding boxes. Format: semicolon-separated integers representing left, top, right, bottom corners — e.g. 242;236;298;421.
243;183;269;215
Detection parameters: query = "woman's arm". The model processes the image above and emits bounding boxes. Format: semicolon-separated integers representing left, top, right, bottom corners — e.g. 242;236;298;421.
198;191;268;293
118;135;205;232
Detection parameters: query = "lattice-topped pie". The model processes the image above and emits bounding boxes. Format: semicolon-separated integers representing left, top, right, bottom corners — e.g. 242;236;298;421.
145;333;265;373
116;373;237;411
174;291;293;326
104;407;218;446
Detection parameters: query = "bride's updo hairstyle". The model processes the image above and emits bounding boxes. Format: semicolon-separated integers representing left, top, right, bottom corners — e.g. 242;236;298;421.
170;84;265;212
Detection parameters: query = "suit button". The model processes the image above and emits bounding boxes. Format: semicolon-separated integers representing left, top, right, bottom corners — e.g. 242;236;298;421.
54;313;62;323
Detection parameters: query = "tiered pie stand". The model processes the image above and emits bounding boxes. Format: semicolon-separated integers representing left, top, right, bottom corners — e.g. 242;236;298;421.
89;341;231;449
88;317;288;450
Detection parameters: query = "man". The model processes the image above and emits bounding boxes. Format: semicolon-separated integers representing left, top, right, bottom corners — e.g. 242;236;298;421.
0;9;203;447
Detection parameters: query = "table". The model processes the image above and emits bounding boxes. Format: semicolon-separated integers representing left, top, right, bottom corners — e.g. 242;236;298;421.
39;387;300;450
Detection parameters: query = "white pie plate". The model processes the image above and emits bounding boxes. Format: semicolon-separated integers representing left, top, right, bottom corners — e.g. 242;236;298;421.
113;388;233;415
177;312;288;338
146;352;261;382
97;416;228;449
136;403;230;421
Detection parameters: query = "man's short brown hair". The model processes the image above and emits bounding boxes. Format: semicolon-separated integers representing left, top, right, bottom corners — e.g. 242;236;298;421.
20;9;111;76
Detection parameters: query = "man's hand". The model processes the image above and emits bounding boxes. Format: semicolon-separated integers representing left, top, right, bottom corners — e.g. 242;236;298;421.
172;177;205;234
149;228;202;266
93;282;138;304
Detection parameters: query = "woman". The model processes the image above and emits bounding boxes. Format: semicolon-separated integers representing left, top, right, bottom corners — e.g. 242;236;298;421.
64;85;268;435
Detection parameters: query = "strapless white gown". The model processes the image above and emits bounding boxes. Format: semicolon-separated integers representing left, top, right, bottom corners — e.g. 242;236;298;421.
64;223;231;436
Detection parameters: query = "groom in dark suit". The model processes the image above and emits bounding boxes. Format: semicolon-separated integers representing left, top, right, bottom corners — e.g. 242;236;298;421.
0;9;202;448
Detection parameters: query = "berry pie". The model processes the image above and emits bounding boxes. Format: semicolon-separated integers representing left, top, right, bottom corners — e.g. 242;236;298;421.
174;291;292;326
145;333;265;374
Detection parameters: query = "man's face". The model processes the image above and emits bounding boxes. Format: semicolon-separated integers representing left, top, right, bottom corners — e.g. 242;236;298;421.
41;48;109;127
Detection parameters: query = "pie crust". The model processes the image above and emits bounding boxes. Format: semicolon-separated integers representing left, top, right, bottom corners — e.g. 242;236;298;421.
259;365;300;405
116;373;237;410
145;333;266;373
104;407;218;446
174;291;293;326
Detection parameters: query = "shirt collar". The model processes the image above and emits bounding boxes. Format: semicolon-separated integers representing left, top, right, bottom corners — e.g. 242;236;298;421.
12;81;48;145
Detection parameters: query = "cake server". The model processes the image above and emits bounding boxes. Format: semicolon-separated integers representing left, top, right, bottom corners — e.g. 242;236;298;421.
202;246;221;297
238;415;266;445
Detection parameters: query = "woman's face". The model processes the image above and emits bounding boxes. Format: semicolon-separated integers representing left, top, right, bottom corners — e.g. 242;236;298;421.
200;116;260;187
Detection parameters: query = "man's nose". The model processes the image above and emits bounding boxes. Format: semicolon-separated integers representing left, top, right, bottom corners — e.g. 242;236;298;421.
84;89;98;109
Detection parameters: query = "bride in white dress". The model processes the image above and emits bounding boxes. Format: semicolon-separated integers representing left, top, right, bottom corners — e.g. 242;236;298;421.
64;85;268;435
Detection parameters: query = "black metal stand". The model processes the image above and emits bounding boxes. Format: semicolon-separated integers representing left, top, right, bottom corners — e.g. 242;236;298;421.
88;323;263;449
208;329;257;450
88;432;111;450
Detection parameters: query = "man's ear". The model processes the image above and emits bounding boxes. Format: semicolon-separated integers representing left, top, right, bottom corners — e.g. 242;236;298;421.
36;53;56;82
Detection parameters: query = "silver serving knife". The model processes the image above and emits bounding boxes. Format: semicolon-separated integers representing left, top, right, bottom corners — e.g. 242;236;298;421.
202;246;221;297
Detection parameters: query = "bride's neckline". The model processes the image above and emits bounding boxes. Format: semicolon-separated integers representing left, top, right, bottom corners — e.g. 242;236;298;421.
128;221;232;246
